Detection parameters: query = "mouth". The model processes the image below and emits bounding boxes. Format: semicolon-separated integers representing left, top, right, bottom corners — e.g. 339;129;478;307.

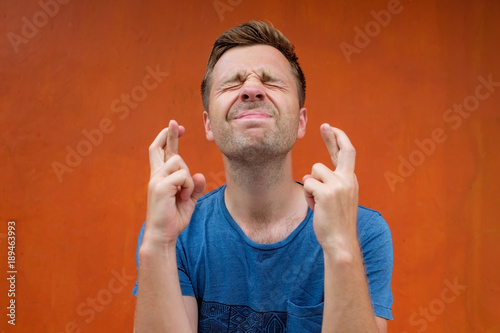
234;110;272;120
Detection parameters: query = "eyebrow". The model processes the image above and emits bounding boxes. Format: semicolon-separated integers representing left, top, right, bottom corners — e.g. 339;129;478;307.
220;72;246;86
260;70;286;85
218;70;287;88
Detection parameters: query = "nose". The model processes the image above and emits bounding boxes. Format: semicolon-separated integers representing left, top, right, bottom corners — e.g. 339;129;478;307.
239;81;265;102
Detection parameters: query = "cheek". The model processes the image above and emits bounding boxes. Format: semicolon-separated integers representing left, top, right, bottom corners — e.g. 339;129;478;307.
223;90;240;104
269;92;299;112
211;96;237;119
208;115;228;139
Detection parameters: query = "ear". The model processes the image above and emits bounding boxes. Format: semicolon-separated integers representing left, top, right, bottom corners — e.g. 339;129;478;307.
203;111;215;141
297;107;307;139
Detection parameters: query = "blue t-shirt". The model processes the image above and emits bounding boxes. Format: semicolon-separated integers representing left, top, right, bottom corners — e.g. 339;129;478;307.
133;185;393;332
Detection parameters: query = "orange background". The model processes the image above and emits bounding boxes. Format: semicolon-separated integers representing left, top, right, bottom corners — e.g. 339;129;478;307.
1;0;499;332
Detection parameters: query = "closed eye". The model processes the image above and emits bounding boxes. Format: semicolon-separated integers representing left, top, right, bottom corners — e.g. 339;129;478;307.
263;81;287;91
261;72;287;89
219;73;246;91
221;82;243;91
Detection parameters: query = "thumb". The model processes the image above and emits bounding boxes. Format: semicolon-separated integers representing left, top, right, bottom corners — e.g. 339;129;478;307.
302;174;316;211
191;173;206;202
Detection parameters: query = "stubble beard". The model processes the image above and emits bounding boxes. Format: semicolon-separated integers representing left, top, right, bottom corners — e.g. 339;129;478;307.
218;125;295;165
216;102;298;165
211;102;299;187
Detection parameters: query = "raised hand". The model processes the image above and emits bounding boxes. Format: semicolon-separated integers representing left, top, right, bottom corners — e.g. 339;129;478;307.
145;120;206;245
303;124;359;249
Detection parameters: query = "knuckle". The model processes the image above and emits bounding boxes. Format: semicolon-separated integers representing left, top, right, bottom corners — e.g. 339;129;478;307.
177;168;190;178
169;153;181;162
343;146;356;155
165;153;182;166
323;187;338;199
311;162;324;172
324;179;356;198
147;179;160;192
342;146;356;156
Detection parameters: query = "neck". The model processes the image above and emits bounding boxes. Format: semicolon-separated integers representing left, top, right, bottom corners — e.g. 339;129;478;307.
223;152;308;242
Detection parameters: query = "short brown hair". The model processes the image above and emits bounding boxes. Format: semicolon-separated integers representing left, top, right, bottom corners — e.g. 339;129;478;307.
201;21;306;111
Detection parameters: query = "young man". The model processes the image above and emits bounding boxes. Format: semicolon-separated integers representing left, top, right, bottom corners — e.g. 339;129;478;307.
133;21;393;332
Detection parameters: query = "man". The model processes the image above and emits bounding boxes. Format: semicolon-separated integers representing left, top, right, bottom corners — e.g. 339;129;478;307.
133;21;393;332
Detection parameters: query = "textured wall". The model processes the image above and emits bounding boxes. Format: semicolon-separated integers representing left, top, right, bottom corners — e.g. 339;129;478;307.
1;0;499;332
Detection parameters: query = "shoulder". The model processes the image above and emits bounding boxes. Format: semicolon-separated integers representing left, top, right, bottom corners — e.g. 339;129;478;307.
357;205;390;232
356;205;392;248
187;186;225;221
178;186;226;242
194;185;225;208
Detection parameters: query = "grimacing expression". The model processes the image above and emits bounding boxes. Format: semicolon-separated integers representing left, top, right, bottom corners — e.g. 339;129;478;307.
203;44;307;164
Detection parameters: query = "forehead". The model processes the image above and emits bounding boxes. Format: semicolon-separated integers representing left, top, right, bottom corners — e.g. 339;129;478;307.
212;44;293;80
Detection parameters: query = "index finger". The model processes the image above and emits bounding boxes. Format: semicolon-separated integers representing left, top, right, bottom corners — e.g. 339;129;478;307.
320;123;356;173
165;119;179;161
149;127;169;173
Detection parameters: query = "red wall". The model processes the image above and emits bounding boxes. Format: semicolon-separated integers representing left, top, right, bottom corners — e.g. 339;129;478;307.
1;0;499;332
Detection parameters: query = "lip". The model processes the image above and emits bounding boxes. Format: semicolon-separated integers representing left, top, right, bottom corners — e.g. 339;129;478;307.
234;110;272;120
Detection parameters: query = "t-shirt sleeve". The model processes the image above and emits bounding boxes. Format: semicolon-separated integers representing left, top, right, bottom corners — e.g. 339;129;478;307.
131;222;196;297
176;239;196;297
358;207;394;320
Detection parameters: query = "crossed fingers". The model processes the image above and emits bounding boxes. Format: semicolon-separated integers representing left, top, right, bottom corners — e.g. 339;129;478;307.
149;120;186;175
319;123;356;174
303;123;357;212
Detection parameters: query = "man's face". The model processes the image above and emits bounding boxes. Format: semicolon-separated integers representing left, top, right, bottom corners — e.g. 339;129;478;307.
203;44;307;164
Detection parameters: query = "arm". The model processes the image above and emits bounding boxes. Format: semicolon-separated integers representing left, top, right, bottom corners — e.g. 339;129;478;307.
134;120;205;333
303;124;384;332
